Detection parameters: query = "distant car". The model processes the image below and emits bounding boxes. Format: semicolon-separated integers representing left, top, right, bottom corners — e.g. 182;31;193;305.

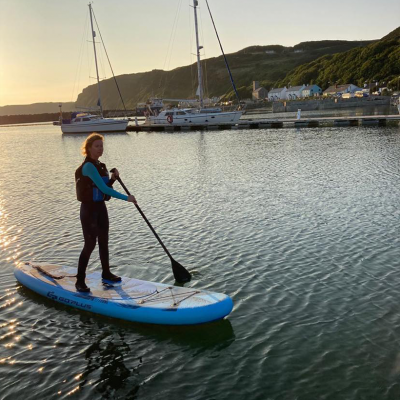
355;91;369;98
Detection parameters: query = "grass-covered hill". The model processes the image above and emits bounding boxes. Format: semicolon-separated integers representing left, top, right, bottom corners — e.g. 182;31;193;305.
76;40;374;109
276;27;400;90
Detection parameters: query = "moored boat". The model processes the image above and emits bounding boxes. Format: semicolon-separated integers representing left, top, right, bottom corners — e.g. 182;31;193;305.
136;98;164;116
146;108;241;126
60;4;128;134
61;112;128;134
144;0;242;128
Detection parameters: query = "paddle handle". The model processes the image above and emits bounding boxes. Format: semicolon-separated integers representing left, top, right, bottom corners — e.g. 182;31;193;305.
111;170;173;260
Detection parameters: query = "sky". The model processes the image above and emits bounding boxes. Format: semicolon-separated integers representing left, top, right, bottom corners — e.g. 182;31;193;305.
0;0;399;107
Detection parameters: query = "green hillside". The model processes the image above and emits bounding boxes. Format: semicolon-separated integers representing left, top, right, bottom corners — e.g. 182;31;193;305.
75;40;374;109
276;27;400;90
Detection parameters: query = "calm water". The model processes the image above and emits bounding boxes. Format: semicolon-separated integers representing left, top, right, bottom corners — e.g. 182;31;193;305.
1;122;400;399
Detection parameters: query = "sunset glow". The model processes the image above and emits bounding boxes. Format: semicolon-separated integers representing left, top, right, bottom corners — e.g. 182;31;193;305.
1;0;399;106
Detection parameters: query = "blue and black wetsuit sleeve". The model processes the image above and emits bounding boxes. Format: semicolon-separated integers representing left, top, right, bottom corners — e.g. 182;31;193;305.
108;177;116;187
82;163;128;201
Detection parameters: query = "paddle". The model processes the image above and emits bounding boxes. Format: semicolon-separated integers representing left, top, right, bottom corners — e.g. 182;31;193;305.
110;169;192;283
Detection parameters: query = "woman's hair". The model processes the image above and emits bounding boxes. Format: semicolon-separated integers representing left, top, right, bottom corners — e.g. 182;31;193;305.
81;133;104;156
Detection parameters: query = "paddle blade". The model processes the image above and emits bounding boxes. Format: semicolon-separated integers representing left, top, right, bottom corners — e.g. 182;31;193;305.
171;258;192;283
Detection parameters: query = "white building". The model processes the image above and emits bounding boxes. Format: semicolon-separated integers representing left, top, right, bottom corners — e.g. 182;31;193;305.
302;85;322;97
286;85;306;100
268;87;287;101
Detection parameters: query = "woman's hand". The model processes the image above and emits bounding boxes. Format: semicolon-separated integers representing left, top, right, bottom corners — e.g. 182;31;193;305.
111;168;120;180
127;194;137;205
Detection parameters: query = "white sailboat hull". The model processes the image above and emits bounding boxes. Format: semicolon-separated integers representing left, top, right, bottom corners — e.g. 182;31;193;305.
60;5;128;135
142;0;242;130
146;110;242;126
61;118;128;134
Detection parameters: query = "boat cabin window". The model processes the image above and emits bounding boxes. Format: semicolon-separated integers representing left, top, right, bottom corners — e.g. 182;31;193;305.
82;118;90;121
165;112;174;116
176;111;186;115
75;118;81;122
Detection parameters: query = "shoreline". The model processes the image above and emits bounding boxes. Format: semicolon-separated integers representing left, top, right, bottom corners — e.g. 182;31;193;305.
271;95;391;112
0;98;396;126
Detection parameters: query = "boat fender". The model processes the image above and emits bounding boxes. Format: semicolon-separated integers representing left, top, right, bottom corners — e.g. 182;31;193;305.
167;115;173;124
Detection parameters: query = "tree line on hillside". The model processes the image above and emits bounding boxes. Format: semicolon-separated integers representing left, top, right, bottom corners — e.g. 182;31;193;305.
275;30;400;92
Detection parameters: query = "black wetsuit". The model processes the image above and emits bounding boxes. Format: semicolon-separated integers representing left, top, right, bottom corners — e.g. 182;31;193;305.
75;157;127;282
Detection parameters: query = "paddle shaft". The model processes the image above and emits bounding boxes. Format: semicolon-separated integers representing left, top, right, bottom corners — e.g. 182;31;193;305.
115;176;173;260
110;168;191;283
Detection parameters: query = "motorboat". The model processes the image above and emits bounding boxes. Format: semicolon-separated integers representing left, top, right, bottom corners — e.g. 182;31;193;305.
136;98;164;116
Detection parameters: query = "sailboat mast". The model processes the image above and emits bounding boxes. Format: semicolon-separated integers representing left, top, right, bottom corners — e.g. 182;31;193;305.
89;3;103;117
193;0;204;108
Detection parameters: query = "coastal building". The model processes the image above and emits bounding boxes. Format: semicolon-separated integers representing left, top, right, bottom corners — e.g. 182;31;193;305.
268;87;287;101
252;81;268;100
323;84;362;97
302;85;322;97
286;85;306;100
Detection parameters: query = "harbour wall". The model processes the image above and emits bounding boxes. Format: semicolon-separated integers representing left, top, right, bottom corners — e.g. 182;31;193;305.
272;96;391;113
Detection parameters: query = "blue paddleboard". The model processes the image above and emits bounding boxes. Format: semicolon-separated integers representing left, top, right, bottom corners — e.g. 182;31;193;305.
14;262;233;326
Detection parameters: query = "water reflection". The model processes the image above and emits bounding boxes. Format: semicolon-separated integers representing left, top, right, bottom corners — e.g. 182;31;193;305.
61;132;129;138
76;317;235;398
0;199;24;373
82;330;140;398
0;198;22;264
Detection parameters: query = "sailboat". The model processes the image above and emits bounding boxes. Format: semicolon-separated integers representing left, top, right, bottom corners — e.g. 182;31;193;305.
60;3;128;134
144;0;242;127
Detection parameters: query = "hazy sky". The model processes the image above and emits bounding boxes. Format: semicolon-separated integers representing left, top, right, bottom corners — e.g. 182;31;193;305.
0;0;399;106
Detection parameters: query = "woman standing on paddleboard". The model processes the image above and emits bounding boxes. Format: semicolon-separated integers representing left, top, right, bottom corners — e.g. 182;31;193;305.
75;133;136;292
